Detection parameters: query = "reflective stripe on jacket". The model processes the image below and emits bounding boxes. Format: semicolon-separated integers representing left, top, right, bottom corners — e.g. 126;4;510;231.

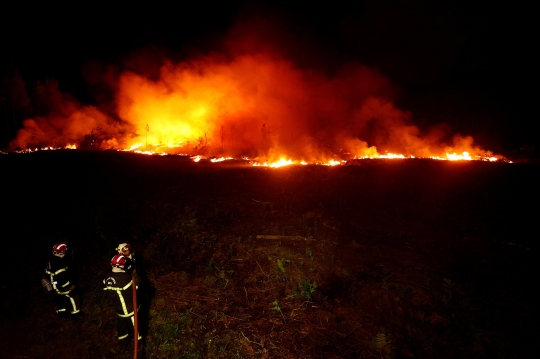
45;256;71;294
103;271;138;316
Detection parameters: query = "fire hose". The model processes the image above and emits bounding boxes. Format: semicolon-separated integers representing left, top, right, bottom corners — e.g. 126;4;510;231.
132;269;138;359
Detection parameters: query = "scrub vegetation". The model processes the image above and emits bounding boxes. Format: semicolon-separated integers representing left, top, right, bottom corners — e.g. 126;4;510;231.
1;150;538;358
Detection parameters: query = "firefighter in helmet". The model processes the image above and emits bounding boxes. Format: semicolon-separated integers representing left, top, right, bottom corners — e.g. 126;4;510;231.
116;243;135;272
45;242;80;319
116;242;151;337
103;254;141;345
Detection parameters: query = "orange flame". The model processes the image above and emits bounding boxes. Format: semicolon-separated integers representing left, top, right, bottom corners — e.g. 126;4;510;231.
9;20;507;164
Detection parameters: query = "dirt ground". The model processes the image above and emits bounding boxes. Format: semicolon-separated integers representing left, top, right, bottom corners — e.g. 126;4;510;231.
1;150;538;359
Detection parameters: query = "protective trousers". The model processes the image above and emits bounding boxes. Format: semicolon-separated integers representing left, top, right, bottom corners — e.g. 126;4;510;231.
104;270;141;341
117;312;142;342
55;289;80;315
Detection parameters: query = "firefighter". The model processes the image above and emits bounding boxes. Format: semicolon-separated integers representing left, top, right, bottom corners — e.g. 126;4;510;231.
116;242;152;338
103;254;141;346
116;243;136;273
116;242;146;294
45;242;80;319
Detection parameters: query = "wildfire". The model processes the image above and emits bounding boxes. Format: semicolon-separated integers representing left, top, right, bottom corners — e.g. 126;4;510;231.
446;152;472;161
12;145;508;164
15;144;78;153
269;159;293;168
210;157;234;163
251;159;292;167
10;134;509;165
379;153;408;159
7;20;509;164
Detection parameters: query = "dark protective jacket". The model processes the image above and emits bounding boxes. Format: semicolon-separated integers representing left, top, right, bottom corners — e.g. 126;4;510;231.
122;253;137;275
103;271;139;317
45;255;72;295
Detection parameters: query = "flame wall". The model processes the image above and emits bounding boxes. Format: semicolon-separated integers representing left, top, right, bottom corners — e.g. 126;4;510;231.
10;17;496;161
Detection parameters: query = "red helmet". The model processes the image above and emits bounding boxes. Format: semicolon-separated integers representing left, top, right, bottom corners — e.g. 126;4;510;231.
52;242;68;255
111;254;127;268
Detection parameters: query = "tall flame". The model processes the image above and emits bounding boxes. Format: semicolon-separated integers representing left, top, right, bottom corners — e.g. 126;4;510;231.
10;19;505;163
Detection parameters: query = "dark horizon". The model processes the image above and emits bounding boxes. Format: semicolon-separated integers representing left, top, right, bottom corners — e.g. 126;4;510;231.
1;0;536;154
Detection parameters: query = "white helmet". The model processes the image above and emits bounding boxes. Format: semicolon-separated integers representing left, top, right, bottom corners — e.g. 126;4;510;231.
116;243;133;256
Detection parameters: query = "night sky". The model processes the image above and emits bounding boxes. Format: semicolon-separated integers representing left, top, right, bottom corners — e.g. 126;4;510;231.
2;0;536;152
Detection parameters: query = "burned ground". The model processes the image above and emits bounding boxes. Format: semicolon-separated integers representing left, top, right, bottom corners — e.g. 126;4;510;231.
1;151;538;358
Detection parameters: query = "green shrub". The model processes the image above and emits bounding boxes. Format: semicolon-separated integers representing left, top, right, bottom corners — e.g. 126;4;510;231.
293;279;318;301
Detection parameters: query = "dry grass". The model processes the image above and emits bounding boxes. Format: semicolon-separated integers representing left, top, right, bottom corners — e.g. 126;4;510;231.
1;151;538;358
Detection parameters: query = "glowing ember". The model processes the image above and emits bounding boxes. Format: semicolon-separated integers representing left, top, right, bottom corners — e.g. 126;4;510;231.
380;153;407;159
429;156;445;161
325;160;343;166
446;152;472;161
210;157;234;163
270;159;293;168
9;144;509;165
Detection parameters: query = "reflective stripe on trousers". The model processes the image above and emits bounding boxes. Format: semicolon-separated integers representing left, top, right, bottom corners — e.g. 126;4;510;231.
55;292;79;314
117;314;142;341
